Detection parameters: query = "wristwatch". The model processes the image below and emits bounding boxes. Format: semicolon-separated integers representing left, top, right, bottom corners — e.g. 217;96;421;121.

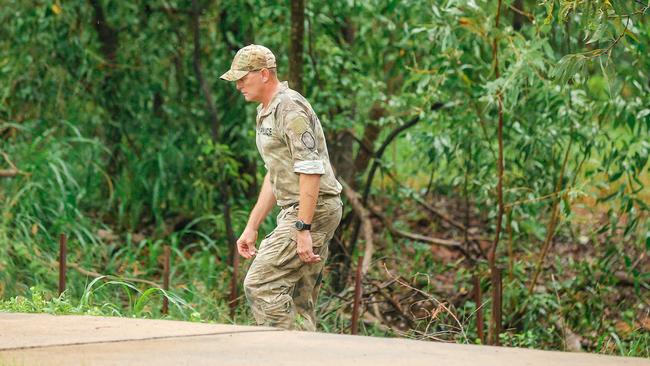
294;220;312;231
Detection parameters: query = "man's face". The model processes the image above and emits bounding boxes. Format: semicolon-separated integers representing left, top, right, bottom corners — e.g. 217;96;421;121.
235;70;264;102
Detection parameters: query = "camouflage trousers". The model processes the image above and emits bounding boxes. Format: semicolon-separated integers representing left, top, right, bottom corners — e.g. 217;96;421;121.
243;195;342;331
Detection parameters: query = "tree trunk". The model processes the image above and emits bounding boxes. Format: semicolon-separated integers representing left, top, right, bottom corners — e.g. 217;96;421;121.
488;0;504;346
189;0;236;267
87;0;123;177
329;14;356;291
190;0;220;140
289;0;305;93
512;0;525;31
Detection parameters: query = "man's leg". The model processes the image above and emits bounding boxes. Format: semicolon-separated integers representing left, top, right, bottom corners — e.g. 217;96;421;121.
292;245;328;331
244;230;330;329
292;199;342;331
244;199;342;330
243;222;299;329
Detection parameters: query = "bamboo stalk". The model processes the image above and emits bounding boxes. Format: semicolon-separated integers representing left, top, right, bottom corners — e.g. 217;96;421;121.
488;0;504;346
473;274;484;343
162;245;170;315
351;255;364;335
489;268;502;345
58;234;67;296
229;249;240;319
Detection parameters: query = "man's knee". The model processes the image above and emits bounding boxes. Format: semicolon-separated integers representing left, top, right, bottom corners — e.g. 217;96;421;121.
250;292;295;329
260;293;295;328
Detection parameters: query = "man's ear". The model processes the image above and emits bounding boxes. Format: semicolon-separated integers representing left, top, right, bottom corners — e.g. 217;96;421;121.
261;68;270;83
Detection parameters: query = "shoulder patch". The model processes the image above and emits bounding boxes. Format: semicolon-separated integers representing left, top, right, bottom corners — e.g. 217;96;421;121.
301;131;316;150
286;116;310;135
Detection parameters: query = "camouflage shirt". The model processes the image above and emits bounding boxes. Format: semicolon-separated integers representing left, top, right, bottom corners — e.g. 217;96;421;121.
255;81;342;207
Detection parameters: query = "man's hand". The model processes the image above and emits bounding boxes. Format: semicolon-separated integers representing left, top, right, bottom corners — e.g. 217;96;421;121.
237;227;258;259
296;231;321;264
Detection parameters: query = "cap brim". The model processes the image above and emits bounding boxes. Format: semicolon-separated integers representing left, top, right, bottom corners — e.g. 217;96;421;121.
220;69;249;81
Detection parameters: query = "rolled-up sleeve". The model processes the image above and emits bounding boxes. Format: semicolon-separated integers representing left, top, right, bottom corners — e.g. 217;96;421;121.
283;111;325;175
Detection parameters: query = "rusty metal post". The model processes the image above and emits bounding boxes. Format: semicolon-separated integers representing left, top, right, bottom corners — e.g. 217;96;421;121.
229;249;240;319
58;233;67;296
473;274;484;343
351;255;364;335
162;245;170;315
489;267;502;345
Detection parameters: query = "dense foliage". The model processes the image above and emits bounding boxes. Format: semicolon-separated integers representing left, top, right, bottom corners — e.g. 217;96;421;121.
1;0;648;357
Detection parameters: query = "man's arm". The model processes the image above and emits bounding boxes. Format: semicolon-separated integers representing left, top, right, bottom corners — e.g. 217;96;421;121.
296;173;321;264
280;109;324;264
237;173;276;259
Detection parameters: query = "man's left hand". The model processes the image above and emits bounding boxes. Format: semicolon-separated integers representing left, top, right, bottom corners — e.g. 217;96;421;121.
296;231;321;264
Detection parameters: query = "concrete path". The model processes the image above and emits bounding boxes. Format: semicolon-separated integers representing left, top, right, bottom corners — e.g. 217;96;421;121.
0;312;647;366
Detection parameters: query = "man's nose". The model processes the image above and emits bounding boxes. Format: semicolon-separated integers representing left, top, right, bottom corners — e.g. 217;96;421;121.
236;81;243;90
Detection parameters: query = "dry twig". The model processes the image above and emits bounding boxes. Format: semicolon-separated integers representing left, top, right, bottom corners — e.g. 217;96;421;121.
0;152;26;178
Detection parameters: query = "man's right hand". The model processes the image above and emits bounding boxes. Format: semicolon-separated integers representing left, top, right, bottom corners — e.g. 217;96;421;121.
236;227;258;259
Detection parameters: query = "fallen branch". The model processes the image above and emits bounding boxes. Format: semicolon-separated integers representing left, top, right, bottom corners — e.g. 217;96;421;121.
367;203;464;249
379;167;486;259
340;178;374;275
411;196;467;233
392;229;463;248
380;166;490;244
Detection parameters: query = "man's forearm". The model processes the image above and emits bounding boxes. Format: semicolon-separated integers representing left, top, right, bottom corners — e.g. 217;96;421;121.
246;173;276;230
297;173;321;225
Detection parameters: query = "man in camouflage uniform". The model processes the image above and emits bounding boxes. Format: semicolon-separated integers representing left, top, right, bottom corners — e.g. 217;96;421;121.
220;45;343;331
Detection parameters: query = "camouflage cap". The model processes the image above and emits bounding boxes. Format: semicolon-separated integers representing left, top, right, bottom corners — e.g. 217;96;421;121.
220;44;277;81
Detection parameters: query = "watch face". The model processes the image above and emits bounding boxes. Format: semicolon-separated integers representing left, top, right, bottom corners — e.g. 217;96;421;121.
295;220;304;230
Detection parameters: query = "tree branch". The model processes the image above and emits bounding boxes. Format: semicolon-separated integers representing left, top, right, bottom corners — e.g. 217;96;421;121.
345;102;447;277
527;130;574;295
362;102;444;205
367;202;464;250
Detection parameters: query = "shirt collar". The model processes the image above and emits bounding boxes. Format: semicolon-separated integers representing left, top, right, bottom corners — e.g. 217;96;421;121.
257;81;289;118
